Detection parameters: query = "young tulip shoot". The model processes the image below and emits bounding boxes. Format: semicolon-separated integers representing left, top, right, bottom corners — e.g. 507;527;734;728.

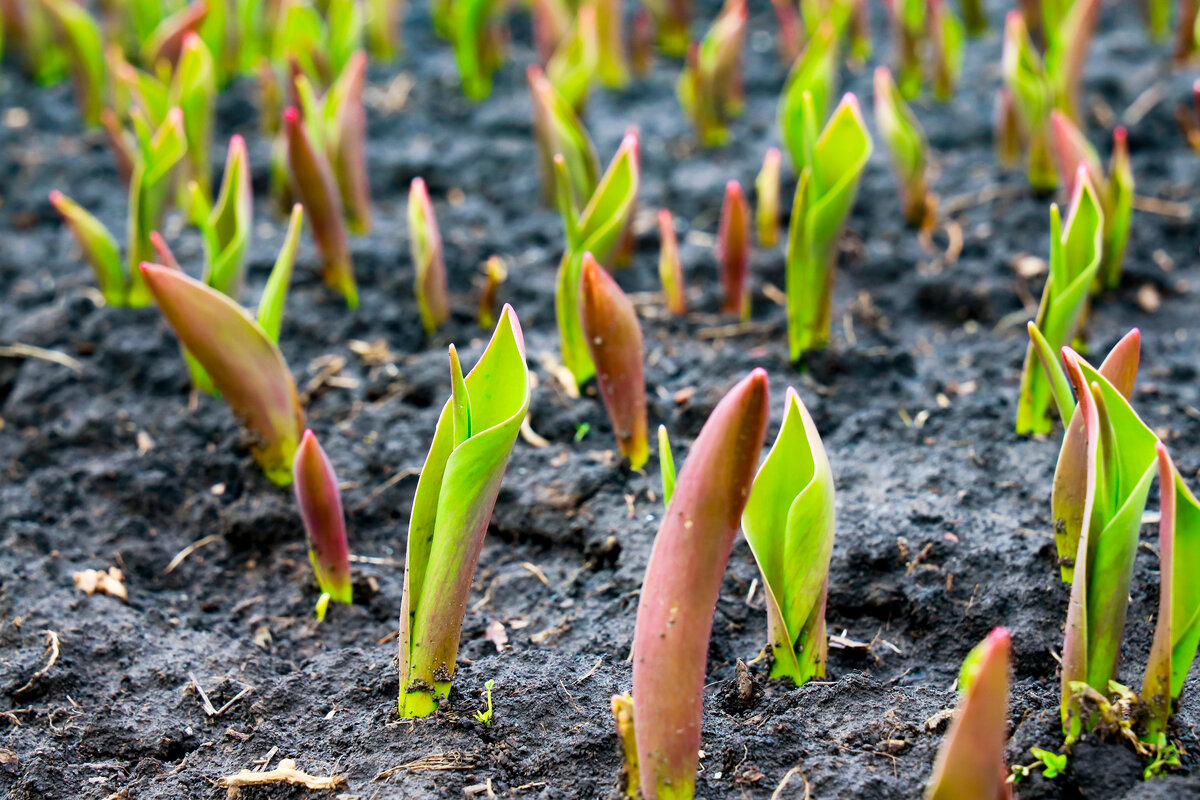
257;203;306;344
409;178;450;335
718;180;750;320
366;0;402;60
49;190;128;306
140;263;305;486
1001;11;1057;192
630;369;769;800
478;255;507;329
657;424;676;506
874;66;936;229
784;93;872;361
1142;444;1200;740
580;253;649;470
170;32;216;216
1050;112;1133;290
293;429;353;605
1015;171;1103;435
528;64;601;209
742;387;835;685
924;628;1013;800
778;21;838;173
677;0;747;147
641;0;691;56
198;135;252;299
399;306;530;717
755;147;781;247
451;0;505;99
284;106;358;307
657;209;686;315
324;51;372;235
38;0;106;126
143;0;209;70
555;132;640;387
546;2;600;112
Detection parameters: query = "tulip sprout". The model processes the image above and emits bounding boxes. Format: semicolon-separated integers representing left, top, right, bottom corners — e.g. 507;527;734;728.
718;180;750;320
50;107;187;307
399;306;531;717
1034;337;1200;740
294;429;353;611
884;0;965;101
37;0;106;126
257;204;306;344
140;263;305;486
778;21;838;175
755;148;782;248
409;177;450;335
874;66;936;230
924;629;1013;800
366;0;402;60
624;369;769;800
450;0;506;100
528;64;600;209
742;387;835;686
1000;3;1098;192
579;253;649;469
784;93;872;361
657;209;686;315
546;2;599;112
657;424;676;505
478;255;507;329
1015;170;1102;435
1050;112;1133;290
554;132;640;388
677;0;747;147
284;105;358;307
195;135;253;300
171;32;216;218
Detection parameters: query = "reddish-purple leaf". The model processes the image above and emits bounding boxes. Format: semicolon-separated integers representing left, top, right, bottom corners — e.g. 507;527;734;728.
632;368;769;800
284;106;357;307
718;180;750;320
293;429;353;604
580;252;648;469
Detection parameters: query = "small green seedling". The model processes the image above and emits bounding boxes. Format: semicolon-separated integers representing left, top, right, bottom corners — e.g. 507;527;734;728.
1009;748;1067;783
474;679;496;726
677;0;747;146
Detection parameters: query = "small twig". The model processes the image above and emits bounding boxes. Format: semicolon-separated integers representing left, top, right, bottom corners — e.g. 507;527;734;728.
374;752;477;778
353;468;421;512
558;681;584;715
771;766;811;800
520;562;550;586
0;343;84;374
164;534;222;574
189;672;218;716
939;183;1023;216
15;630;61;695
218;758;344;792
1133;195;1192;220
1122;81;1164;126
696;320;776;340
520;416;550;448
214;685;253;716
575;656;605;684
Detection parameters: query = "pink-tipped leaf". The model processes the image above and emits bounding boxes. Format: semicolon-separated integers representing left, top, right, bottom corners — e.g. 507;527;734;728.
718;180;750;320
408;178;450;335
632;368;769;800
294;429;353;604
657;209;686;315
140;263;305;485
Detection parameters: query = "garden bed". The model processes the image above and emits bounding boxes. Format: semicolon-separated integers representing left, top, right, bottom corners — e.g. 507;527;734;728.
1;0;1199;797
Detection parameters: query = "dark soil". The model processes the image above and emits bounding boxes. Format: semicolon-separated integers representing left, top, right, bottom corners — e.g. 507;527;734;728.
2;0;1198;798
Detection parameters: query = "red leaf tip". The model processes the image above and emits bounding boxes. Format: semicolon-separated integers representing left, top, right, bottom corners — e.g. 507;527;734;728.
283;106;301;125
986;626;1011;646
48;189;64;205
300;428;317;448
724;179;744;199
658;208;673;225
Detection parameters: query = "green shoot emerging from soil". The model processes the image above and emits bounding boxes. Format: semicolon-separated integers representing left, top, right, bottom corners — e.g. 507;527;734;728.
925;628;1012;800
883;0;965;101
778;20;839;175
528;64;600;209
1015;170;1103;435
629;369;769;800
784;92;872;362
742;387;835;686
677;0;747;146
718;181;750;320
473;679;495;726
38;0;106;126
49;107;187;307
755;147;782;247
408;177;450;335
139;263;305;486
874;65;936;230
294;429;353;607
657;424;676;507
399;307;530;718
1050;113;1133;290
657;210;686;315
555;132;640;387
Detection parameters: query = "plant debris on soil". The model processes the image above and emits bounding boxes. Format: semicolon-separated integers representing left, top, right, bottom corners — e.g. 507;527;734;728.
1;0;1198;798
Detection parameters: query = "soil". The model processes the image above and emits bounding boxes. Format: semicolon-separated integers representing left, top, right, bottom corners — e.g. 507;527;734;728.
1;0;1199;798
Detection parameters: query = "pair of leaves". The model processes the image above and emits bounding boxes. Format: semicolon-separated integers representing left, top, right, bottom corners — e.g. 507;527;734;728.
1015;174;1103;435
784;93;872;360
528;64;600;210
742;387;835;685
399;307;530;717
408;178;449;335
677;0;747;146
554;132;640;387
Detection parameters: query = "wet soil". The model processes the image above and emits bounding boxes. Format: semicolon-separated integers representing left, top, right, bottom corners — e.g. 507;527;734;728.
1;0;1199;798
